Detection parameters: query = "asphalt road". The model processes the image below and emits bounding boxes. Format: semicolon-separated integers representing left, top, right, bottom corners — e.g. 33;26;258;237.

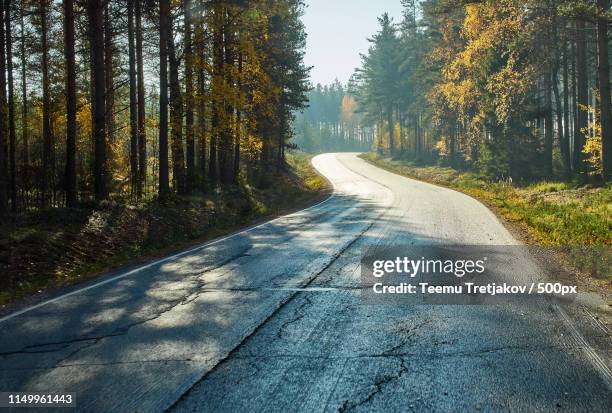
0;153;611;412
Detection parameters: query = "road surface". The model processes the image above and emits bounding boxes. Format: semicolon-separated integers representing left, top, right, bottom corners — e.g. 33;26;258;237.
0;153;611;412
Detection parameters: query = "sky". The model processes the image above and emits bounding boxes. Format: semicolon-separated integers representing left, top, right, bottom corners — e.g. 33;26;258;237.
302;0;404;87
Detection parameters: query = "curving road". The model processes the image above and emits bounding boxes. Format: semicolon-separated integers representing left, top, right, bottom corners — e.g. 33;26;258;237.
0;153;610;412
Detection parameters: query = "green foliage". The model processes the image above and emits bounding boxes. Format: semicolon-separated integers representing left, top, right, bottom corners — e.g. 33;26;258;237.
349;0;609;183
363;154;611;278
0;152;325;304
293;81;374;153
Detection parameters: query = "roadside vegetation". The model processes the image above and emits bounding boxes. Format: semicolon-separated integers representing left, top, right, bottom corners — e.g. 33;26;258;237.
291;0;612;283
362;154;611;281
0;0;313;306
0;153;326;306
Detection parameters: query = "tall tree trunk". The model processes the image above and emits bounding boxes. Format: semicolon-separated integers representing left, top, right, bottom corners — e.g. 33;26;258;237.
167;10;186;194
416;113;422;157
387;108;395;156
127;0;138;195
88;0;107;201
397;105;404;154
19;0;27;167
544;70;554;177
549;11;564;179
571;33;578;169
209;2;223;185
64;0;77;207
561;35;572;178
276;121;283;171
0;0;6;215
184;0;195;193
5;0;16;211
158;0;170;197
597;0;611;181
196;7;206;190
104;3;115;163
574;19;588;178
233;50;242;184
449;121;457;167
220;7;234;184
135;0;146;197
40;0;52;207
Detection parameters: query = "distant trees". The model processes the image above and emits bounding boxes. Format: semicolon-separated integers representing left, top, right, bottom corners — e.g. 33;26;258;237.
350;0;612;183
293;81;374;153
0;0;309;217
354;14;403;156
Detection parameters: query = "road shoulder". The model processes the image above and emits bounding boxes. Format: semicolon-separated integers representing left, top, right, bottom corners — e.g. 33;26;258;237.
0;152;332;317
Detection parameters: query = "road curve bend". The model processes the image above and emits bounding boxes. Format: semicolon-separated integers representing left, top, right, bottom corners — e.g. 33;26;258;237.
0;153;610;412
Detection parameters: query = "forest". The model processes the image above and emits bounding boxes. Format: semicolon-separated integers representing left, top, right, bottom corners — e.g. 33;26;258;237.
292;81;373;153
0;0;310;216
302;0;611;183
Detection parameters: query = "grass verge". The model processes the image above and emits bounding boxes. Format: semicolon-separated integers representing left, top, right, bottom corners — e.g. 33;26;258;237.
361;153;611;282
0;152;328;307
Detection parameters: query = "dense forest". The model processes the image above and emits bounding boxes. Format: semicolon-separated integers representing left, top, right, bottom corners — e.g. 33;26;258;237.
292;80;373;153
0;0;609;218
0;0;310;216
347;0;611;183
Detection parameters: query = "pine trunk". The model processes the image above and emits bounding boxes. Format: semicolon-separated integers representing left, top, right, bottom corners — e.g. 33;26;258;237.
209;3;224;185
220;7;234;184
196;7;207;190
88;0;107;201
597;0;611;181
104;3;115;151
184;0;195;193
0;0;6;215
387;109;395;156
135;0;146;197
40;0;52;206
158;0;170;197
561;35;572;178
167;11;186;194
64;0;77;207
574;19;588;178
5;0;16;211
127;0;138;195
544;71;554;177
19;0;27;167
233;51;242;184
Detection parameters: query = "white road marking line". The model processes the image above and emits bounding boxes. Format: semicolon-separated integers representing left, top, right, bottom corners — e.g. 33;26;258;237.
0;157;338;325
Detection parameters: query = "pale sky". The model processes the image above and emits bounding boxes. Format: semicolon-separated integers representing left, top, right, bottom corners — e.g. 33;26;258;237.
303;0;404;87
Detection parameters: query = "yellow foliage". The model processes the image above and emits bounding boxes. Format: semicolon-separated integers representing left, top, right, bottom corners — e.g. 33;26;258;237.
581;104;603;176
341;95;357;123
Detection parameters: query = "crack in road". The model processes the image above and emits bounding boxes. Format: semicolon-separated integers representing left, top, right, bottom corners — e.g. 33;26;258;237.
276;294;314;340
338;356;409;412
380;319;433;356
0;248;258;362
166;220;378;411
208;343;581;362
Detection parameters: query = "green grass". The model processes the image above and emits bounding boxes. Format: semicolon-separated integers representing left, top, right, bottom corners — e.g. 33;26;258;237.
286;151;328;192
361;153;611;280
0;153;327;306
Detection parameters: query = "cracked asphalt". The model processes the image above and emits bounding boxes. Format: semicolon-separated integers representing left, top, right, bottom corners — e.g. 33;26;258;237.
1;153;611;412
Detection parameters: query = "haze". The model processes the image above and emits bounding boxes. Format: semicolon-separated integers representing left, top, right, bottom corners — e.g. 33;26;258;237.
303;0;404;86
